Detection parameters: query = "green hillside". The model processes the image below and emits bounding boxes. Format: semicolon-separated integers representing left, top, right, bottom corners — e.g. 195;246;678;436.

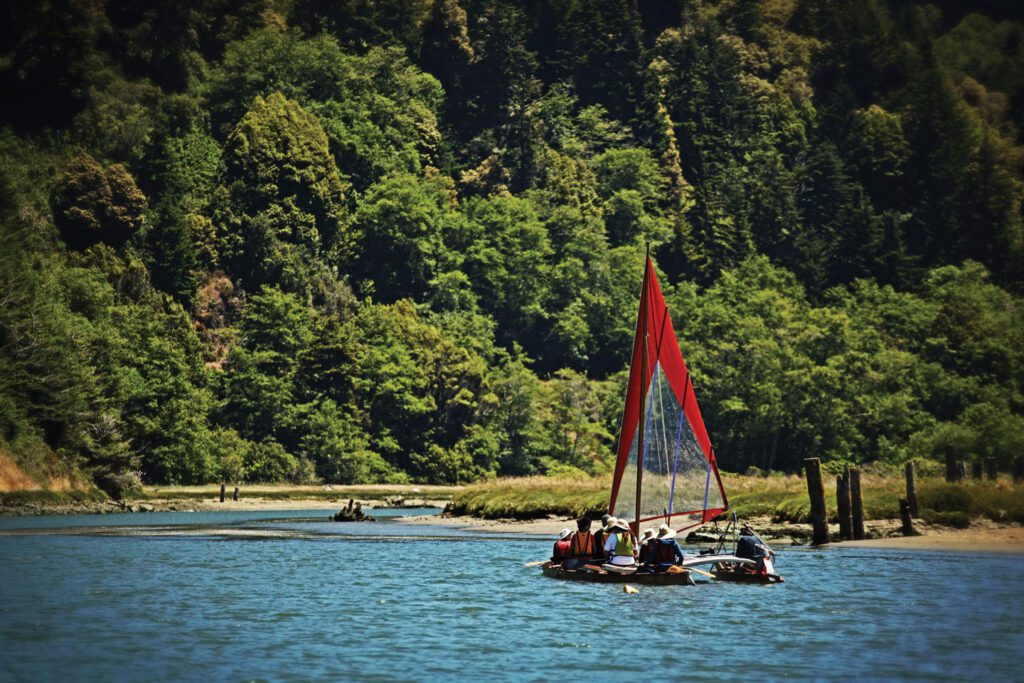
1;0;1021;496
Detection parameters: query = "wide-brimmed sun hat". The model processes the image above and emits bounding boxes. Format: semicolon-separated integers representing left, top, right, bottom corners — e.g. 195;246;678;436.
642;528;655;539
657;523;677;539
558;528;572;540
609;518;630;532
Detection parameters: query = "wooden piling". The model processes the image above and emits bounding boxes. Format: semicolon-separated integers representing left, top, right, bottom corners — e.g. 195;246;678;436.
804;458;829;545
233;486;239;501
945;454;956;483
905;461;918;517
899;499;917;536
836;470;852;541
850;467;865;541
986;457;997;481
971;461;982;480
220;483;225;503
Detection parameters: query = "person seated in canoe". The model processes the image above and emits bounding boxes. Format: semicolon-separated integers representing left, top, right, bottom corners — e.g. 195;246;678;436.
551;528;573;564
737;525;775;568
637;528;656;565
563;518;599;569
642;524;686;572
602;518;638;571
592;513;611;558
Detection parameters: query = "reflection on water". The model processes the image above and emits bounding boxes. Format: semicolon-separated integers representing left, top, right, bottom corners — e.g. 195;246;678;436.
1;510;1022;681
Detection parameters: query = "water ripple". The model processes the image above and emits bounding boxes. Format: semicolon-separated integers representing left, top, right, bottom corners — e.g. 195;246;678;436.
0;514;1022;681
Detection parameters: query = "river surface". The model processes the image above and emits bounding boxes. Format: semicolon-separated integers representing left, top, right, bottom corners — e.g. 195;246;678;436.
1;509;1021;681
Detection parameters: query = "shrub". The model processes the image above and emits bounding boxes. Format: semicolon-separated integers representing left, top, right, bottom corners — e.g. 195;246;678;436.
921;509;971;528
918;482;973;513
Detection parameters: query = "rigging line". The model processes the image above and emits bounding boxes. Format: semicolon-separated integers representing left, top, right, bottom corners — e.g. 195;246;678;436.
666;403;687;517
654;356;668;473
656;362;672;511
640;363;660;514
702;448;713;521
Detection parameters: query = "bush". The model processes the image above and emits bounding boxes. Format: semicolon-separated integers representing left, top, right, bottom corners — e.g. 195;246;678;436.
243;440;298;483
921;509;971;528
918;482;973;513
94;470;144;500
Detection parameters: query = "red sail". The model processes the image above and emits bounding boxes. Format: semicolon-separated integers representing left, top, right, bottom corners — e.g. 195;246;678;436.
608;257;728;531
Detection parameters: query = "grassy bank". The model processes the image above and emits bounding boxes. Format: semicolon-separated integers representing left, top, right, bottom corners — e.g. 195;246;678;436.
0;489;108;507
140;484;462;503
450;473;1024;525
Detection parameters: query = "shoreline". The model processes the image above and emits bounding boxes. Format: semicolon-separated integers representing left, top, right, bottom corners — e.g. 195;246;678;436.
397;513;1024;555
3;495;1023;554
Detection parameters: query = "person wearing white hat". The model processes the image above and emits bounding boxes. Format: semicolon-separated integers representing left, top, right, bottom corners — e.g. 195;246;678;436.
637;528;656;565
601;518;638;569
645;523;686;570
551;527;573;564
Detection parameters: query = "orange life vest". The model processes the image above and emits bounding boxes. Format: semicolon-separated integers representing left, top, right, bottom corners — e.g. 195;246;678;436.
569;531;596;558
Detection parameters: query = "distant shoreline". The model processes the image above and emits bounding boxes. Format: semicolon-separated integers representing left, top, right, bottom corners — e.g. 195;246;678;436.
3;492;1023;555
396;513;1024;555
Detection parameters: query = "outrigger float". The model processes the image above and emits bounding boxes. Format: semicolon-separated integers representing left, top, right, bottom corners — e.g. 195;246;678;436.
539;251;783;585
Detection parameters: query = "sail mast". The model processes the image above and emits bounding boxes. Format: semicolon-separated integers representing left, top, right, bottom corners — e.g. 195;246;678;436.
633;244;650;536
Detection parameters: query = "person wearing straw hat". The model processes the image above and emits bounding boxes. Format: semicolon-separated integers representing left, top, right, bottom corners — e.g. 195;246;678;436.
647;523;686;571
601;518;637;570
551;527;573;564
637;528;656;565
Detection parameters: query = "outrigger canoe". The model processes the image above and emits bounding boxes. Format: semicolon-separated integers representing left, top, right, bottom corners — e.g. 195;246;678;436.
540;251;784;586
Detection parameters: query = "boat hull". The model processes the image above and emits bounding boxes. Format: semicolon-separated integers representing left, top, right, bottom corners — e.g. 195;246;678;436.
711;565;784;584
541;563;697;585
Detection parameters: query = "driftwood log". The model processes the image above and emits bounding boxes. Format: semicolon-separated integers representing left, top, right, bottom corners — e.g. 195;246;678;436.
331;498;375;522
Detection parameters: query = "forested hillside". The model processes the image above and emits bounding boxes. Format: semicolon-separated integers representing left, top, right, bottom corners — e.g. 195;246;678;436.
1;0;1022;495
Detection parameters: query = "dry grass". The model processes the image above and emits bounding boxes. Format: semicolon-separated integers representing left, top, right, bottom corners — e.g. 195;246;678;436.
0;451;40;492
450;475;610;519
452;472;1024;524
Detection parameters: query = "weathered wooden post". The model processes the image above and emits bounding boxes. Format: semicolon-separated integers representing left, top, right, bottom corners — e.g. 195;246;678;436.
850;467;865;541
905;461;918;517
804;457;829;545
836;469;852;541
233;486;239;501
986;457;997;481
945;454;956;482
956;461;967;482
220;483;225;503
971;461;982;480
899;499;917;536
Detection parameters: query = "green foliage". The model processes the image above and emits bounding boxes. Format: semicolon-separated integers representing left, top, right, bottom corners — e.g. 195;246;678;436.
220;91;350;294
2;0;1024;491
52;153;147;251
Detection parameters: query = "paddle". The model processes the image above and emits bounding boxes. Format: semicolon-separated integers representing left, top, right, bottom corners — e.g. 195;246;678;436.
686;567;716;579
524;560;547;567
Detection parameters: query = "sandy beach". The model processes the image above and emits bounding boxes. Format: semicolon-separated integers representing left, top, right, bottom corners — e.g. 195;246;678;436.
827;523;1024;554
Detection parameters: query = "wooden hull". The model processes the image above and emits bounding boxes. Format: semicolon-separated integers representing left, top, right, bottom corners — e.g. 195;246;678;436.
541;563;697;585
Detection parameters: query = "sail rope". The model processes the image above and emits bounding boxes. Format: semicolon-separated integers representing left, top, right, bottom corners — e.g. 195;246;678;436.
667;407;686;518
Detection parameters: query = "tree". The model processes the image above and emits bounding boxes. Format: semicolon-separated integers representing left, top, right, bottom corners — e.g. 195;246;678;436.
350;171;457;302
220;92;350;294
53;153;147;251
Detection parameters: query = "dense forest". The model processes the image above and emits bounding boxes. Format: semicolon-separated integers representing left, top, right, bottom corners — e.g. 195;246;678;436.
1;0;1022;495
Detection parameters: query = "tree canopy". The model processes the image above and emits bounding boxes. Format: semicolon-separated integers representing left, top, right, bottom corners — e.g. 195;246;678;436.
1;1;1022;490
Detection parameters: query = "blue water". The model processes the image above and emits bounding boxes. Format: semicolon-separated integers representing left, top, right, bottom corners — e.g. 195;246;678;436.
1;510;1022;681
